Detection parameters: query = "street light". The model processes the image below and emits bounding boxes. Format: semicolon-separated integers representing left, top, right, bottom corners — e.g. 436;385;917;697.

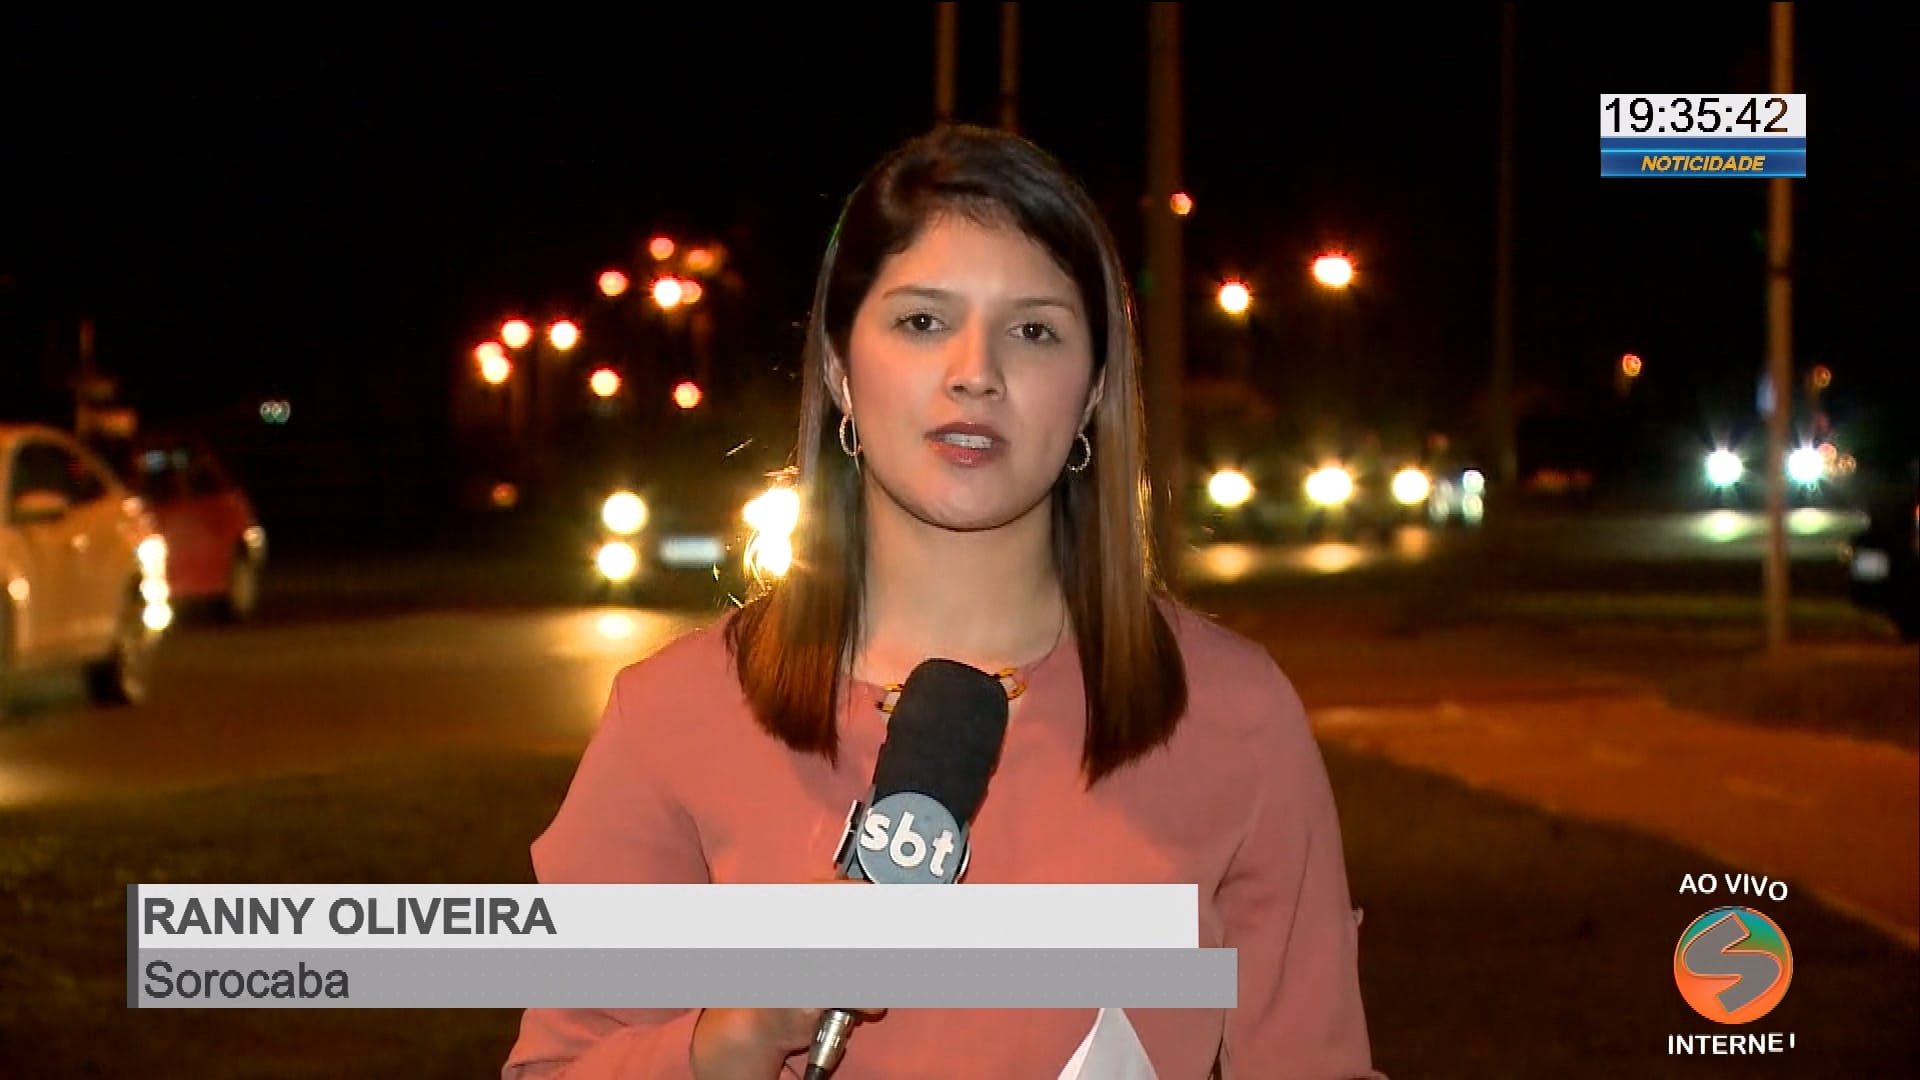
599;270;630;297
475;341;511;385
501;319;533;349
548;320;580;351
1312;254;1355;289
1170;192;1194;216
673;380;703;410
649;236;676;261
1621;353;1644;378
589;368;622;399
1217;280;1251;316
478;350;512;387
652;277;685;310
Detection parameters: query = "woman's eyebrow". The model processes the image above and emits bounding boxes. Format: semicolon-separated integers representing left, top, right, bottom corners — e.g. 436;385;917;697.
881;284;1077;313
1009;296;1078;314
881;285;958;302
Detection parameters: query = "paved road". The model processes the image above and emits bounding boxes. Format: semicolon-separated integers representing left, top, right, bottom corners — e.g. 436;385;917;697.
242;505;1866;607
6;589;1911;950
0;606;702;808
1181;508;1865;587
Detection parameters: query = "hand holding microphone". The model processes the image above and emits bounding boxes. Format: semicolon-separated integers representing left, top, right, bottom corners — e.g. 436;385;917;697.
691;1001;886;1079
691;873;886;1077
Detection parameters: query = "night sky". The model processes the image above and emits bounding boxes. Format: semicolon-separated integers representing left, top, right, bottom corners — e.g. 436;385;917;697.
4;5;1913;521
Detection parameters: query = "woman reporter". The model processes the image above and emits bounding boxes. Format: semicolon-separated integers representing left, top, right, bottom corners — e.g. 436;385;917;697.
505;125;1379;1079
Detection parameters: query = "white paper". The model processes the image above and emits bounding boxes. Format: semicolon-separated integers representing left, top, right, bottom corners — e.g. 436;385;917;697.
1057;1008;1159;1080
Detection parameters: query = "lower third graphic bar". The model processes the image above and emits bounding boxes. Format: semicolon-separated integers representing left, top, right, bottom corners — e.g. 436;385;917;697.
132;948;1238;1009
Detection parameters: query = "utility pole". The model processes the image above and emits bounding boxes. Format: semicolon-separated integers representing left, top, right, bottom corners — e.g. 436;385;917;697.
999;4;1020;131
1145;3;1185;590
75;316;97;433
1492;2;1518;492
935;3;959;124
1762;2;1796;651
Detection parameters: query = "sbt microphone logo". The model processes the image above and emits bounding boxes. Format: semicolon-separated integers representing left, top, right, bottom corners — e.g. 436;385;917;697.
852;792;971;885
1674;906;1793;1024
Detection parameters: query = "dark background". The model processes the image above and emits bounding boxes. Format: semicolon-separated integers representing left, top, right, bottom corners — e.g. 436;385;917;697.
4;4;1914;532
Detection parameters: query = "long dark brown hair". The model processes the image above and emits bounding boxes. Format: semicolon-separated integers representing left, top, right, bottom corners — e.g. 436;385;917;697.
726;125;1186;785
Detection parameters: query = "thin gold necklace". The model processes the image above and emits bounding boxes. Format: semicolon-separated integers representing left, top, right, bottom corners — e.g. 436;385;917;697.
873;605;1066;715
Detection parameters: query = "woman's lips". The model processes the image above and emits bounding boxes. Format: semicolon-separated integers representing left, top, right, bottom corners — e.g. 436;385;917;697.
928;423;1005;467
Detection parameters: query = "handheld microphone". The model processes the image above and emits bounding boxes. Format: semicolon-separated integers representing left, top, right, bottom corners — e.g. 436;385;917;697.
804;658;1011;1078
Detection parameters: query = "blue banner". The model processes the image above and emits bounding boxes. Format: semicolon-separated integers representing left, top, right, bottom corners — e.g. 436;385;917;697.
1601;149;1805;178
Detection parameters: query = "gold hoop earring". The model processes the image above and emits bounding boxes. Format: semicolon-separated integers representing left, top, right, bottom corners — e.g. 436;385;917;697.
1066;432;1093;473
839;414;862;460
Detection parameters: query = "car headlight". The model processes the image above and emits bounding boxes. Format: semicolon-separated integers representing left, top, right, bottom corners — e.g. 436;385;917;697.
1207;469;1255;509
143;603;174;631
745;534;794;580
1786;447;1825;486
137;535;169;577
1706;449;1744;488
601;491;648;536
1391;467;1432;506
595;540;639;583
743;485;801;538
1305;466;1355;507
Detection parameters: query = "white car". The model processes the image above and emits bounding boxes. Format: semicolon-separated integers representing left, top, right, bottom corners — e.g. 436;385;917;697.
1;424;171;711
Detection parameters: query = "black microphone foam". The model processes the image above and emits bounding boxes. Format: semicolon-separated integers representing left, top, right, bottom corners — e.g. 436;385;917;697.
867;658;1010;826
